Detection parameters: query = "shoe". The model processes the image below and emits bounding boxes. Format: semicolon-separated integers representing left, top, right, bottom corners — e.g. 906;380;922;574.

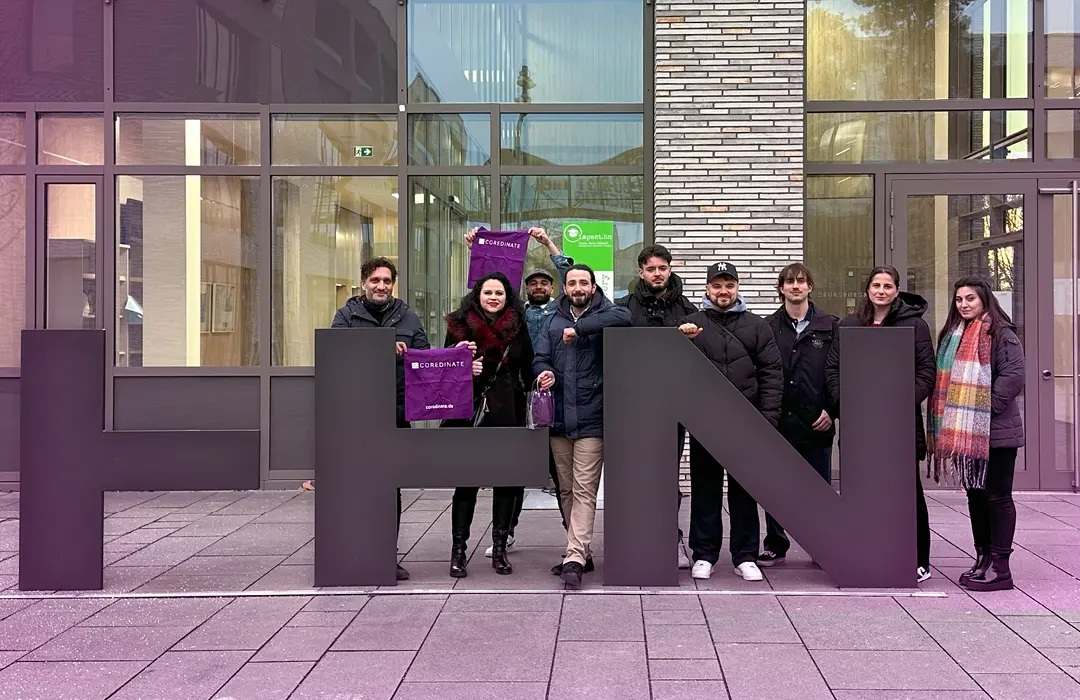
916;566;932;583
964;554;1013;592
561;561;584;588
489;493;516;575
485;534;516;557
396;564;410;581
757;549;786;567
959;548;991;586
735;562;764;582
677;539;691;569
691;560;713;579
449;495;476;579
551;558;594;576
301;480;315;491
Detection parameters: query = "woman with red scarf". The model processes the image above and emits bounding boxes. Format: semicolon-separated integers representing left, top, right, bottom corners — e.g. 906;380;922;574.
443;272;533;578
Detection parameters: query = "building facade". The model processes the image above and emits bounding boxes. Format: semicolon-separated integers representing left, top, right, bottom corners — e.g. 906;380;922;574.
0;0;1077;491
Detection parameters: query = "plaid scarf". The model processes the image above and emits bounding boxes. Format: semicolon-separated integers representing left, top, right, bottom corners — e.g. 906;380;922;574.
927;316;993;488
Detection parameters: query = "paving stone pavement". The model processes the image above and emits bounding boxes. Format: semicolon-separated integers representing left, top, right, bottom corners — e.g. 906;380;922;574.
0;488;1080;698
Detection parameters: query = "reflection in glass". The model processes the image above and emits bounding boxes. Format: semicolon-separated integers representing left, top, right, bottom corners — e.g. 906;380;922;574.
808;0;1031;101
808;111;1030;163
500;114;643;166
501;175;643;301
409;115;491;166
1046;0;1079;98
1052;194;1079;473
805;176;874;319
0;178;25;366
272;116;398;166
272;176;399;366
117;115;260;166
408;0;643;103
38;114;105;166
409;177;490;336
117;176;260;367
0;115;26;165
1047;111;1080;158
0;0;104;101
46;184;97;331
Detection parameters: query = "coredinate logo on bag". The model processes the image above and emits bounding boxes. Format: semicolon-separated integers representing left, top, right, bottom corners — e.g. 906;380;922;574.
411;361;468;369
476;237;522;249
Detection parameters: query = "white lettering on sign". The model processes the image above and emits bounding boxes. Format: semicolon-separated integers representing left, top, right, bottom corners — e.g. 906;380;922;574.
424;403;455;410
411;361;468;369
476;238;521;249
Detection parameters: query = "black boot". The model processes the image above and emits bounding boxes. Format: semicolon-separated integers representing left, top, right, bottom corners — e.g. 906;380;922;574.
959;547;991;586
449;491;476;579
491;490;517;575
965;553;1013;591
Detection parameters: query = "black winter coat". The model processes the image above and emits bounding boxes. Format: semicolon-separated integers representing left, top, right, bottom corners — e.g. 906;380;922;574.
619;274;698;328
826;292;937;461
988;324;1025;448
533;290;632;438
443;308;533;428
767;303;839;449
679;301;784;427
331;296;430;425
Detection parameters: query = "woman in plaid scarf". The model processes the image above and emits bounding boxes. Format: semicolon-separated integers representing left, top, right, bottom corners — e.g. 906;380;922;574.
929;277;1025;592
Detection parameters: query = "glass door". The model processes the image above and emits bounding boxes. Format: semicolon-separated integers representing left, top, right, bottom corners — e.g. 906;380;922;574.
35;177;103;330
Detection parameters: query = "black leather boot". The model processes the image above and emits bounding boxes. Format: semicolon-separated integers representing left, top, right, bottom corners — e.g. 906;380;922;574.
959;547;991;586
965;553;1013;591
491;490;517;575
449;491;476;579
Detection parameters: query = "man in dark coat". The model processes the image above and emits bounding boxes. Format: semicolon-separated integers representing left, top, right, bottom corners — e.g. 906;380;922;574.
534;264;632;588
759;263;839;567
323;257;430;581
618;244;698;569
678;262;783;582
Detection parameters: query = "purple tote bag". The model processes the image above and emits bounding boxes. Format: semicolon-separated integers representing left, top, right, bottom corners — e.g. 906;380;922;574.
404;347;474;422
468;228;531;289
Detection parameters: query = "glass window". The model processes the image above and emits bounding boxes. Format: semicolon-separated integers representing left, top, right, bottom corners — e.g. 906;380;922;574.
409;176;491;335
807;111;1030;162
1047;111;1080;159
805;176;874;319
500;114;643;166
272;176;399;366
807;0;1031;101
0;0;104;101
408;0;643;103
0;115;26;165
1046;0;1079;98
409;115;491;166
272;116;398;166
0;177;26;366
38;114;105;166
46;183;98;330
117;176;261;367
501;175;643;301
117;115;260;166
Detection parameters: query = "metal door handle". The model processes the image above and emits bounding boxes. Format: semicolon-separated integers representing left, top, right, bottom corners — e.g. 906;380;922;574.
1043;369;1053;379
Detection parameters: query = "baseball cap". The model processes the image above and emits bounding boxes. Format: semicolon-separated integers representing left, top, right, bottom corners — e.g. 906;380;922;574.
706;261;739;282
523;268;554;284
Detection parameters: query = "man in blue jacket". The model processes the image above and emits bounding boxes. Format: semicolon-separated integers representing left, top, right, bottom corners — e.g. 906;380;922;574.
535;264;632;587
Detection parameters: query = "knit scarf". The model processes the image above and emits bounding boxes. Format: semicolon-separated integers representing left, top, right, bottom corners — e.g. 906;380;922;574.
927;316;993;488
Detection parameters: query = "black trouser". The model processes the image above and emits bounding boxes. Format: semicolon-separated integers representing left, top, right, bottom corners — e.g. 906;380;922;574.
509;445;567;533
677;425;687;541
454;486;526;546
763;445;832;556
967;447;1018;557
688;435;759;567
916;466;931;570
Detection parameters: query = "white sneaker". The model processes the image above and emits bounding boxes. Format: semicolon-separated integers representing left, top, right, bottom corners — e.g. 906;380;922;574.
691;560;713;579
677;539;691;569
735;562;764;581
484;535;516;557
917;566;931;583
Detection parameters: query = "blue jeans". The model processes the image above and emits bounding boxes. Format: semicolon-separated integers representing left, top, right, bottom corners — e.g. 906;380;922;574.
763;445;832;556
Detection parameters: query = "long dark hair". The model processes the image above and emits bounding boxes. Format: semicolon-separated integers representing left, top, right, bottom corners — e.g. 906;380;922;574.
453;271;527;323
855;265;901;327
936;276;1015;346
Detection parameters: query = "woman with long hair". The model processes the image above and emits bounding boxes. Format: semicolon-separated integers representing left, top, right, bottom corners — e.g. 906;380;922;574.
442;272;532;578
826;265;937;582
928;277;1024;591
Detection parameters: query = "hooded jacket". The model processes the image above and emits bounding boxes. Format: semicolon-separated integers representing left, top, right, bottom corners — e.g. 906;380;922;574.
825;291;937;461
331;296;430;424
679;296;784;427
524;253;574;349
533;288;632;438
618;273;698;328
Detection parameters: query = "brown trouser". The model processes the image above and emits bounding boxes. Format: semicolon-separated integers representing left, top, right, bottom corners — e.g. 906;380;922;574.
550;436;604;566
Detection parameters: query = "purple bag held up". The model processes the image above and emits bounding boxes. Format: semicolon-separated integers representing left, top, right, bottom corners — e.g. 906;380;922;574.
526;379;555;430
468;228;531;289
404;347;474;422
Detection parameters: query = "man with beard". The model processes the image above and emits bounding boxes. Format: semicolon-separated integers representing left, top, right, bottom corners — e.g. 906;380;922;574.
535;264;632;588
619;244;697;569
678;262;783;582
310;257;429;581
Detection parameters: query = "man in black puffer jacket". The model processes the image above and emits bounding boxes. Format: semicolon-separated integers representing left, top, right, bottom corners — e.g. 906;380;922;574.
678;262;783;583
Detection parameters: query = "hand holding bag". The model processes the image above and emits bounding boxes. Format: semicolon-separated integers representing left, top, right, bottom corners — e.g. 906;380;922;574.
526;378;554;429
472;344;511;427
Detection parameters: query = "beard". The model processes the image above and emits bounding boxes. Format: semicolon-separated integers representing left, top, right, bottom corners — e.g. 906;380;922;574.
570;292;592;309
527;291;552;305
646;279;667;293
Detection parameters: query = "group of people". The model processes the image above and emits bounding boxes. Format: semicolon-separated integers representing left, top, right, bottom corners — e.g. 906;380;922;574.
320;227;1026;593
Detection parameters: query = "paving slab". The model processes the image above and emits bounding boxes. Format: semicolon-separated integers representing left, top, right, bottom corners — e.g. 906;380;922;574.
646;623;717;659
81;597;229;627
810;649;978;691
251;625;341;662
392;681;549;699
211;661;313;700
197;523;312;556
648;657;723;680
302;594;371;612
172;596;308;651
110;536;219;567
971;672;1080;700
702;595;801;644
717;643;832;700
781;596;935;651
290;651;414;700
0;599;110;651
108;650;251;700
549;641;649;700
333;596;443;651
24;625;190;662
559;594;643;641
287;610;357;627
443;593;562;613
999;615;1080;649
407;612;558;682
831;692;990;699
0;660;147;700
922;620;1060;674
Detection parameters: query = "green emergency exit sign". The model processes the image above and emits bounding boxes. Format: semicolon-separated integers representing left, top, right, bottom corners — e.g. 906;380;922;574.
354;146;374;158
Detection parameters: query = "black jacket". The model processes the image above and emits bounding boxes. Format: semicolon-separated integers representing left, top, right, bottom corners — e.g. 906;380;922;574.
331;296;430;424
826;292;937;461
533;289;632;438
443;308;533;428
618;274;698;328
767;302;839;449
679;298;784;427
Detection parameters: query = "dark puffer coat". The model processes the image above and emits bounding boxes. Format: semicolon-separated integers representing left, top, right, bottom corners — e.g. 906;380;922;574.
619;274;698;328
988;323;1025;448
826;292;937;461
767;302;839;450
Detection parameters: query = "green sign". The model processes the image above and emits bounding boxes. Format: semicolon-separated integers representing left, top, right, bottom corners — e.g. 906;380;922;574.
354;146;374;158
562;221;614;294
